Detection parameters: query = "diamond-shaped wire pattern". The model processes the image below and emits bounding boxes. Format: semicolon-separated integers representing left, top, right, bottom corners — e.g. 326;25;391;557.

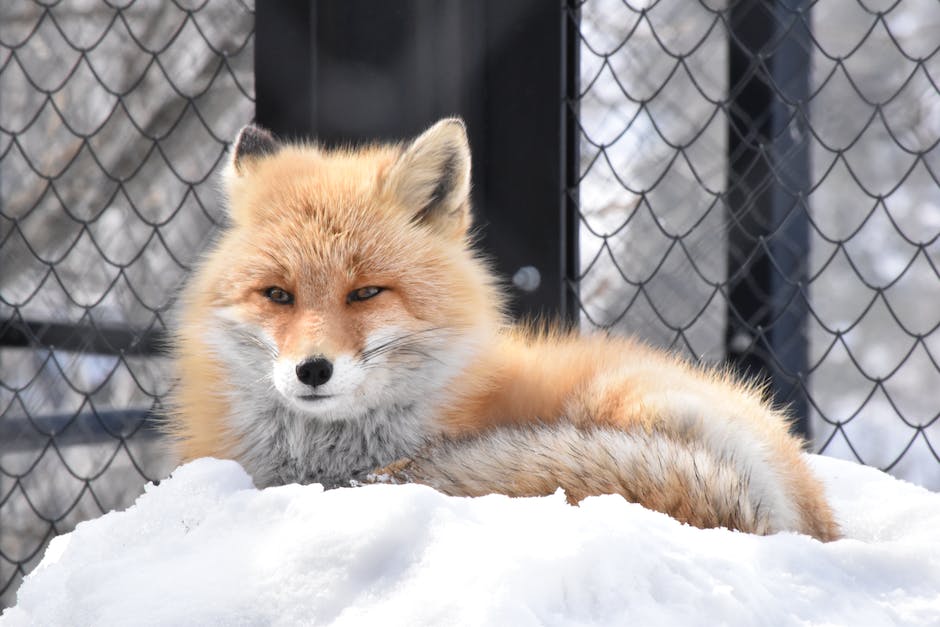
575;0;940;488
2;0;939;611
0;0;254;607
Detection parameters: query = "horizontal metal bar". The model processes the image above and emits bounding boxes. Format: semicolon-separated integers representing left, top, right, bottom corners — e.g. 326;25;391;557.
0;319;167;356
0;409;163;451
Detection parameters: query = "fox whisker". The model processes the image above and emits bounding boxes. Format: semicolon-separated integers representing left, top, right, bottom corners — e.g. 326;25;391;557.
360;327;450;362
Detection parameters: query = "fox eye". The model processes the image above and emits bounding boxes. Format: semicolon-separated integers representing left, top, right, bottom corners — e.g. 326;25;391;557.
347;286;384;303
264;287;294;305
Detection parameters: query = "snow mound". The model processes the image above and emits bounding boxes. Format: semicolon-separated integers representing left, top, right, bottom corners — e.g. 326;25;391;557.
3;456;939;626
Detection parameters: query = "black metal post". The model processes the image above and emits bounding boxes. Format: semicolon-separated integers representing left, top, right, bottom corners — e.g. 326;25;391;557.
561;0;581;326
254;0;571;321
726;0;812;436
254;1;316;137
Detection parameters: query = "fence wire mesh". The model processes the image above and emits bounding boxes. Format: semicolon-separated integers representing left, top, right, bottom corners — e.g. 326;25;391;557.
0;0;254;606
574;0;940;488
2;0;939;611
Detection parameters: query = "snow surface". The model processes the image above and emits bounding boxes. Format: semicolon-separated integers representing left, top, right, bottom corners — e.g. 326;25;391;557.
3;456;939;627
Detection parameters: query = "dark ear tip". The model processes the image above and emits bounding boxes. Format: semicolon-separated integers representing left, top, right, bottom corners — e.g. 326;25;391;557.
233;125;279;171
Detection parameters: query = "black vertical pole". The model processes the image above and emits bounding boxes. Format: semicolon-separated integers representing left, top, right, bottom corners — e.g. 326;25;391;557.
478;0;570;320
254;1;316;137
726;0;812;436
561;0;581;326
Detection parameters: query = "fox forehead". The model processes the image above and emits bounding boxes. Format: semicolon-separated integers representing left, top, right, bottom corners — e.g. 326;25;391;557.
225;221;429;304
226;143;404;227
224;144;433;282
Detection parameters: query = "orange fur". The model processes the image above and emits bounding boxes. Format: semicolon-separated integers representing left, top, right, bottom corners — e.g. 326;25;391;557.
167;119;839;541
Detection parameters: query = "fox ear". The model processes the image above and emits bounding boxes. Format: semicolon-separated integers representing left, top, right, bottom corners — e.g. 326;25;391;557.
230;125;280;175
385;118;472;237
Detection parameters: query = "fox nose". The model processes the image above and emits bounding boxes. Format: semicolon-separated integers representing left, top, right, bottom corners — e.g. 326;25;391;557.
296;357;333;387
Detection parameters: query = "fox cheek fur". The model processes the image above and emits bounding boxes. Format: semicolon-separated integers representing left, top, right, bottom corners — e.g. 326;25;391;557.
167;118;839;541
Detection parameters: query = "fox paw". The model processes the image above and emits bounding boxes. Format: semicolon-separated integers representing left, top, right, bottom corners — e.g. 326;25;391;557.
365;458;415;484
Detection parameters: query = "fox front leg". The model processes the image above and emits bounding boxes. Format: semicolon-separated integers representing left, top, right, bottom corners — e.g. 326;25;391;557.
363;458;416;485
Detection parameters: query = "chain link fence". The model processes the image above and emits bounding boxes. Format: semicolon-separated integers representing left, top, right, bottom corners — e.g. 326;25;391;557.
1;0;939;611
0;0;254;606
575;0;940;487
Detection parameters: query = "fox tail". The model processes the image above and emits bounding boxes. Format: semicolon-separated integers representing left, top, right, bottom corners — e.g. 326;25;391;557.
372;421;835;539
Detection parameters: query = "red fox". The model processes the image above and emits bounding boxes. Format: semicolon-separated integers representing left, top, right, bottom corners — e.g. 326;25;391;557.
168;119;839;541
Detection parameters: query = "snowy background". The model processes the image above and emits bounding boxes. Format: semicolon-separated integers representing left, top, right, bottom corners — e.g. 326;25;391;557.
3;456;940;626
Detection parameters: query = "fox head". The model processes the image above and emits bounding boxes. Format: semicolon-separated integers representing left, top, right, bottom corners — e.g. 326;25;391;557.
176;119;504;429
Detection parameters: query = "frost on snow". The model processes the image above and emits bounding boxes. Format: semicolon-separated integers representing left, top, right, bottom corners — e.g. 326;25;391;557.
2;456;939;627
